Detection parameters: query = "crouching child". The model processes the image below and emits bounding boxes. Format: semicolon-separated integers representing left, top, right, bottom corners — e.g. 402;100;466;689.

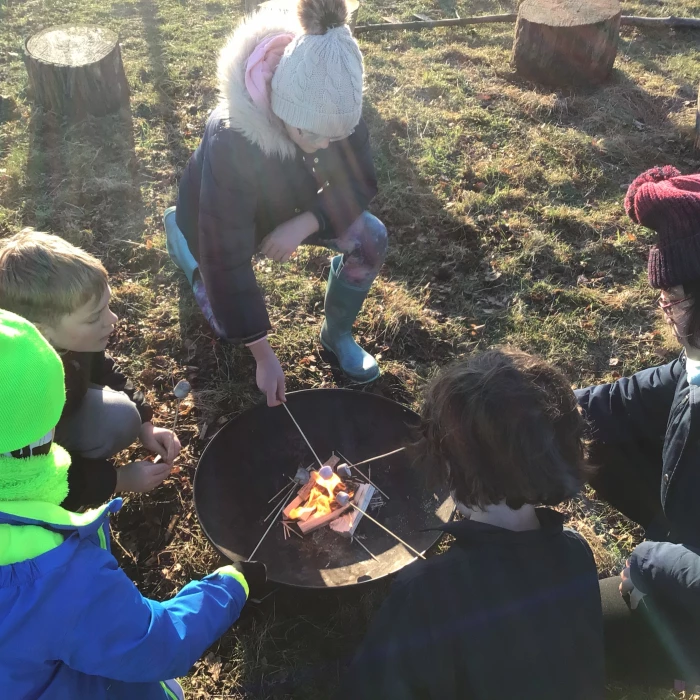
0;310;265;699
344;348;604;700
0;230;181;509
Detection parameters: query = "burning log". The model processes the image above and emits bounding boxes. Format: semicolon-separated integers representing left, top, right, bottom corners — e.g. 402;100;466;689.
297;502;352;534
330;483;376;538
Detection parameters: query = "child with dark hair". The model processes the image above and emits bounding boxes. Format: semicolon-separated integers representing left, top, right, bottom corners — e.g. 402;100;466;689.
345;348;604;700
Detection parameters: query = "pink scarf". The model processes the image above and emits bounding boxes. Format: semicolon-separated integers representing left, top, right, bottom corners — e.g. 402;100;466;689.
244;33;294;113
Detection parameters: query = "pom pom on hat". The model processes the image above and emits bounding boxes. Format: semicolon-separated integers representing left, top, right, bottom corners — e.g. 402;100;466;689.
298;0;349;35
624;165;681;223
271;0;363;138
623;166;700;289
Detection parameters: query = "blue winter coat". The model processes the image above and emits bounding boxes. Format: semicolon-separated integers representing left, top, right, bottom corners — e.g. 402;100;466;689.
576;356;700;609
0;498;248;699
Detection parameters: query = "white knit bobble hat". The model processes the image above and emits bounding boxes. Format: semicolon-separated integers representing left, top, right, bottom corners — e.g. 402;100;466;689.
271;0;364;138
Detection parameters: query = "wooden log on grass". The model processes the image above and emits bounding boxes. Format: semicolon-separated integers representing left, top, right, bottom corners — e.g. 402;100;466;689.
512;0;621;86
354;13;700;35
24;26;129;119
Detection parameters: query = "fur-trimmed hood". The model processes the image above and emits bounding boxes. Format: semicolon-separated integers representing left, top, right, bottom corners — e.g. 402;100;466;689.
217;9;301;160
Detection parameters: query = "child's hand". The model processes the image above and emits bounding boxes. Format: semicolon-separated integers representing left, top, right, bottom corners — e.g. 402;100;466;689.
248;338;286;406
619;560;646;610
140;422;182;464
115;460;171;493
260;212;318;263
256;353;286;407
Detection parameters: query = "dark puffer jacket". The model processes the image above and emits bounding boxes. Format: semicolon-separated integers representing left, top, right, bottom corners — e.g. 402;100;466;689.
344;510;604;700
175;10;377;344
576;356;700;617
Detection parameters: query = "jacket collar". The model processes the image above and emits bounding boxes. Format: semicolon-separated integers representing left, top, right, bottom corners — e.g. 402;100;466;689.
217;9;300;160
0;498;121;537
437;508;565;545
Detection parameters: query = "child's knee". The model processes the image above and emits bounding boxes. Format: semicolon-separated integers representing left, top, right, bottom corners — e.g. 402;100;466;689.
101;394;142;456
358;212;388;262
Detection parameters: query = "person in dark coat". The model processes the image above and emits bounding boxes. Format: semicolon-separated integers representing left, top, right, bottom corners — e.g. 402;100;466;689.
345;348;604;700
163;0;387;404
577;166;700;688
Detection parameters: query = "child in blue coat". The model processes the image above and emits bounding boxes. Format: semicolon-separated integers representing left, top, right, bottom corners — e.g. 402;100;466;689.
0;309;265;699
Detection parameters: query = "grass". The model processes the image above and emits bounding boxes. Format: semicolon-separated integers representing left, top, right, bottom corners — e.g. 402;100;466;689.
1;0;700;696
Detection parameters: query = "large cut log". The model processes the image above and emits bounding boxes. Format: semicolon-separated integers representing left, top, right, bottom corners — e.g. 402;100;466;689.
298;502;352;534
24;25;130;119
512;0;621;86
330;483;375;538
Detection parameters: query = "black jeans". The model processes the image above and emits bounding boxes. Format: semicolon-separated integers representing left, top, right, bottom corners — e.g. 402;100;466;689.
601;577;700;688
592;441;700;688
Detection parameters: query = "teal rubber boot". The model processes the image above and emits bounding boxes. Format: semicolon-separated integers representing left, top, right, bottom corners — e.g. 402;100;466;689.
163;206;199;286
320;255;380;383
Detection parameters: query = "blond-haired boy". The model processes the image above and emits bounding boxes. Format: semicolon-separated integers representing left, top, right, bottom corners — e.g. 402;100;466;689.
0;229;180;507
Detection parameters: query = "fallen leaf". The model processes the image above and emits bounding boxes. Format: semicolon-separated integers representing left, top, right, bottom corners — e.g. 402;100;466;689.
484;268;502;282
609;358;620;367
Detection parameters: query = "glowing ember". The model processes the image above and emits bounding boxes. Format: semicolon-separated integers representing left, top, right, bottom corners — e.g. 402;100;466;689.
289;471;346;519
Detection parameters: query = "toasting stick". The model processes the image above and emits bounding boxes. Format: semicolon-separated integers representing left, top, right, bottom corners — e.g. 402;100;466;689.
336;451;391;501
282;403;324;470
351;447;406;469
335;492;426;560
248;488;297;561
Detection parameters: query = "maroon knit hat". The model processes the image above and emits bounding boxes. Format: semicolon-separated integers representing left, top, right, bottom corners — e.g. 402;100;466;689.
625;166;700;289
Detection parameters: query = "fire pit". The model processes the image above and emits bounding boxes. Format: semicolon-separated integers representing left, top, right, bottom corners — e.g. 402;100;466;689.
194;389;455;589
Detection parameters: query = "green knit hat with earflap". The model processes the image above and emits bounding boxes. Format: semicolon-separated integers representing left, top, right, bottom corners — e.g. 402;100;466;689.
0;310;70;505
0;310;66;453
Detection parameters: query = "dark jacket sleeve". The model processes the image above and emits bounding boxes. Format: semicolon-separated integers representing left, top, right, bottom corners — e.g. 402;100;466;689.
311;120;378;239
630;540;700;617
197;128;271;343
343;580;432;700
575;360;682;444
61;454;117;511
92;354;154;423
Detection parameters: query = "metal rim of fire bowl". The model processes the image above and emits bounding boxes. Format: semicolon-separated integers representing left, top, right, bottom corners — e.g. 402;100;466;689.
193;388;455;590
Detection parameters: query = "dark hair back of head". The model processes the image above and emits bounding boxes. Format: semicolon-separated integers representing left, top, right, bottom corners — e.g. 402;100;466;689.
417;347;586;509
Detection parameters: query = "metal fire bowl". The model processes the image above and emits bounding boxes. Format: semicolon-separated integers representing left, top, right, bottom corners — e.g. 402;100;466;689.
194;389;455;590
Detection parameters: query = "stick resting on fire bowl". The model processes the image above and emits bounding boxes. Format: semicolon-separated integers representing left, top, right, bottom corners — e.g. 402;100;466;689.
193;389;455;590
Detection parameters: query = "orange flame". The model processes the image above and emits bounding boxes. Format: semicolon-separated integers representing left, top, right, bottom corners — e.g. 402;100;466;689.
289;471;345;520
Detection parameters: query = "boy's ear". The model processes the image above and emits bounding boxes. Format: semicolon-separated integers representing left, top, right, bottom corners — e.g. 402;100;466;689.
33;321;56;346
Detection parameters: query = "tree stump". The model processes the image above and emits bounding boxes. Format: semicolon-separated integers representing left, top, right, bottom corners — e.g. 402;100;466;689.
512;0;621;86
24;26;130;119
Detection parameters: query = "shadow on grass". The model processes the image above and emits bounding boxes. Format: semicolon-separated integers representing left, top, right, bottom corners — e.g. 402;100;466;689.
9;106;145;258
